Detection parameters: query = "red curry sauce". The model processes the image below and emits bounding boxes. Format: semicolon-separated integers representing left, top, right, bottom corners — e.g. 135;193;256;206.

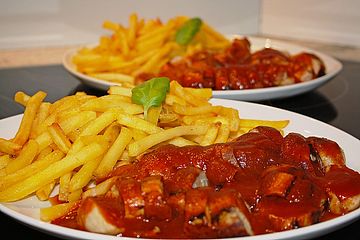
138;38;326;90
52;127;360;238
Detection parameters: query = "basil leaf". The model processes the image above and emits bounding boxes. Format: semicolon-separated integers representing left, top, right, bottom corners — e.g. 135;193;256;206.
175;17;202;45
131;77;170;120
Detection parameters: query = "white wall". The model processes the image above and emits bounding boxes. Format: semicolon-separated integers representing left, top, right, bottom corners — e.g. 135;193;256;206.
261;0;360;47
0;0;260;49
1;0;358;50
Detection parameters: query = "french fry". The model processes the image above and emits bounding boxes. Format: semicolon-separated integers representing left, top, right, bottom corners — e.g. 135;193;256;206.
147;106;162;125
69;157;102;192
70;14;232;84
35;113;57;136
184;115;228;126
82;177;118;198
239;119;289;130
102;123;122;143
165;94;187;106
68;189;82;202
80;95;142;114
67;129;81;144
219;107;241;131
133;42;175;76
130;128;148;141
30;102;51;138
107;86;133;97
170;81;210;107
49;95;77;114
88;72;134;84
172;103;221;115
127;13;138;48
48;123;72;154
4;139;39;174
58;111;97;135
67;138;85;156
59;171;72;201
35;146;53;161
98;93;132;103
40;201;78;222
74;91;87;96
200;123;221;146
214;124;231;143
0;155;11;170
95;127;133;178
117;113;162;134
102;20;121;32
0;138;22;155
55;107;82;122
135;33;167;54
73;54;108;70
137;21;175;44
0;150;64;191
128;125;208;157
138;18;160;35
119;151;131;162
0;142;106;202
184;87;212;100
158;113;179;125
122;48;158;69
36;181;56;201
79;135;109;147
79;109;120;137
117;29;130;56
167;137;197;147
34;131;53;152
13;91;47;145
14;91;31;106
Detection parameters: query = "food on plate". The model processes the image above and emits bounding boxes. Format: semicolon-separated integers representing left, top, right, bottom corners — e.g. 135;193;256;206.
48;126;360;238
70;13;326;91
0;78;289;205
1;78;358;238
71;13;230;86
154;37;326;90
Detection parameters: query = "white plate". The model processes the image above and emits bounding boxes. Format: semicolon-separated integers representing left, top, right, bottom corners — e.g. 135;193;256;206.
0;99;359;240
63;36;343;101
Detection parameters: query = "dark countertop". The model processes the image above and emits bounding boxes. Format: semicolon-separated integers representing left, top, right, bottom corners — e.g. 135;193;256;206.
0;61;359;239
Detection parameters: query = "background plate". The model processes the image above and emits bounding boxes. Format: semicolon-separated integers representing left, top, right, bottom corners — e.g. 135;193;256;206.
0;99;359;240
63;36;343;101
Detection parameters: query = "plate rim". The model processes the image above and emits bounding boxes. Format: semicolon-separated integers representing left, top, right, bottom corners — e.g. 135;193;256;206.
0;98;359;240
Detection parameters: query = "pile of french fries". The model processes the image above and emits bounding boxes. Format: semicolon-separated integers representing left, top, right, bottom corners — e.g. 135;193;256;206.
0;81;288;221
72;13;230;85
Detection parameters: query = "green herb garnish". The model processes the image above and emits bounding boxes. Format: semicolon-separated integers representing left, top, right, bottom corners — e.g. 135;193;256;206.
131;77;170;120
175;17;202;45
